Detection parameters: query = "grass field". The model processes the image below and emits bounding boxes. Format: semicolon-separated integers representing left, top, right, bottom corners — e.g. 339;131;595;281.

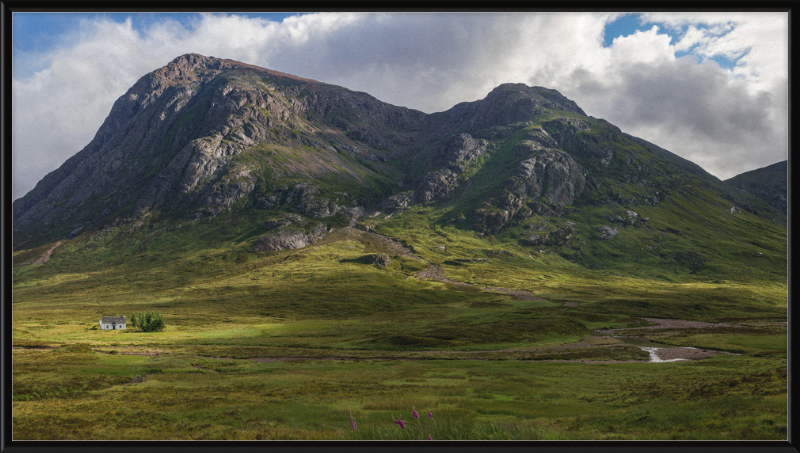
11;203;788;440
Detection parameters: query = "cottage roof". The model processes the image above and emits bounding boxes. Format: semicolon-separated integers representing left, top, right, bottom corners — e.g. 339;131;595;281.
101;316;126;323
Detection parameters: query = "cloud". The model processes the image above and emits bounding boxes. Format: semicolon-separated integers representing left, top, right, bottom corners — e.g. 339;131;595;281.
567;12;788;179
12;12;788;199
568;57;784;177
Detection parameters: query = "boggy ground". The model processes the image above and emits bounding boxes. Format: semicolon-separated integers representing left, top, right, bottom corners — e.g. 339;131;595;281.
11;212;788;440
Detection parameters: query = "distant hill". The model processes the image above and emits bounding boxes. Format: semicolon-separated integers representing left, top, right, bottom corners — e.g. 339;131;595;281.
724;161;787;213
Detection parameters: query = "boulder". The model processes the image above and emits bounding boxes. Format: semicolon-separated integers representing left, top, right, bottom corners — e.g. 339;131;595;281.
382;191;414;210
359;253;393;267
249;219;327;252
521;234;546;246
66;226;84;240
598;226;619;240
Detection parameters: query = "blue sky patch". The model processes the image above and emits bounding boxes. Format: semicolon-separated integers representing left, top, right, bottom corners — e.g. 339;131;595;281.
603;13;685;47
603;14;644;47
12;12;306;78
603;14;743;70
708;54;742;70
13;12;304;53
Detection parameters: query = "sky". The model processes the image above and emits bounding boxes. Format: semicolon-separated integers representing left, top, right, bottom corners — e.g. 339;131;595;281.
11;12;789;201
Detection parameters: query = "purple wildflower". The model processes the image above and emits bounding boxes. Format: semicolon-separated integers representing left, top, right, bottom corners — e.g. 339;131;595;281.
507;423;510;429
428;410;433;419
428;436;432;440
392;415;406;429
412;406;419;419
349;409;357;431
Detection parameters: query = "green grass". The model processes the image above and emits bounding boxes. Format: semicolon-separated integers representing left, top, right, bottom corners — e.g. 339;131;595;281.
13;215;787;440
12;349;786;440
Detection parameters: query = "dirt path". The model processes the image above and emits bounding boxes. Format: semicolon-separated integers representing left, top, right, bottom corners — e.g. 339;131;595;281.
638;318;742;329
27;240;65;266
598;318;742;335
416;265;549;302
479;286;547;301
648;347;722;361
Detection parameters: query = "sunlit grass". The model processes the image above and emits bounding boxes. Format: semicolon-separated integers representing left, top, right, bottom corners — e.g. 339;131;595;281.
11;192;787;440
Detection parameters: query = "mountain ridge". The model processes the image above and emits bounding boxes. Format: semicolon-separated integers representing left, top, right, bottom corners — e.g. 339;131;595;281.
724;160;787;213
13;54;786;280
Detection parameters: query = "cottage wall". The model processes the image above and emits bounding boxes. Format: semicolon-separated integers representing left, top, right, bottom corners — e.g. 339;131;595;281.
100;316;127;330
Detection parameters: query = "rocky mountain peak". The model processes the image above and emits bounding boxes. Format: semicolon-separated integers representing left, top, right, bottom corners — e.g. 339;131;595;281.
153;53;319;85
12;54;785;252
485;83;586;116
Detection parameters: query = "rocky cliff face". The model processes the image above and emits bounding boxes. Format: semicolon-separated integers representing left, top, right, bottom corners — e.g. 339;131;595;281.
13;54;421;250
724;161;787;213
12;53;784;253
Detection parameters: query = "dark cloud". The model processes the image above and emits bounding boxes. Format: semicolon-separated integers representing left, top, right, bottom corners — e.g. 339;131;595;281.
567;58;786;179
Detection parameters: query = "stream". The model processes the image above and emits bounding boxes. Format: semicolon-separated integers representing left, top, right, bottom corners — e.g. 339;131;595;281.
615;336;697;363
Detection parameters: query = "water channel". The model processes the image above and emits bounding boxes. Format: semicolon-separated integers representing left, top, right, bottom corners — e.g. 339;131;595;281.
615;336;694;363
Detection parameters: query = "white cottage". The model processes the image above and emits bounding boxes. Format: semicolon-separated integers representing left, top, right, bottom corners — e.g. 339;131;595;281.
100;316;126;330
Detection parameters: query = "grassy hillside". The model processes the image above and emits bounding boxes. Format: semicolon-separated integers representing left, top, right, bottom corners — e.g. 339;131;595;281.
11;200;787;439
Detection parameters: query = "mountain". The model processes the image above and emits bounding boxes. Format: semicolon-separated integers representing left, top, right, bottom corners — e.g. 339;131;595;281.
13;54;786;279
724;161;788;213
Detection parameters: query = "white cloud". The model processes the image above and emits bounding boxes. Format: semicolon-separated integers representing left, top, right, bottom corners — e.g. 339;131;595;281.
12;12;788;199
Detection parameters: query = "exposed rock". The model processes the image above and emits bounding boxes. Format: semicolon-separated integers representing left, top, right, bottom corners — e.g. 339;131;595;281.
541;117;592;143
472;145;584;234
521;234;546;246
249;218;326;252
598;226;619;240
66;226;84;240
463;83;586;132
522;223;575;247
264;214;301;231
504;145;585;206
547;225;575;246
521;128;558;150
368;153;390;162
543;117;617;169
435;133;488;169
610;210;638;226
474;209;514;235
256;183;355;219
414;169;462;204
382;191;414;211
359;253;393;267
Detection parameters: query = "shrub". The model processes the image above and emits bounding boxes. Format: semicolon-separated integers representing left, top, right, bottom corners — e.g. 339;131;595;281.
130;311;166;332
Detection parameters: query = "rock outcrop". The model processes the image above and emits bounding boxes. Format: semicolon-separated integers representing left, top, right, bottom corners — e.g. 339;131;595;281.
598;226;620;240
504;142;586;206
249;216;328;252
